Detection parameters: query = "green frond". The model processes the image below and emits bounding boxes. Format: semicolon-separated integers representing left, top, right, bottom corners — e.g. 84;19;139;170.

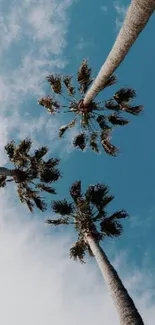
36;184;56;194
45;218;69;226
5;141;15;160
124;105;143;116
70;240;87;263
104;75;117;88
46;74;62;94
114;88;136;105
105;99;120;111
70;181;82;202
52;199;74;216
96;115;107;129
73;133;87;151
59;118;76;138
34;147;48;160
0;175;7;188
89;133;99;153
108;113;129;126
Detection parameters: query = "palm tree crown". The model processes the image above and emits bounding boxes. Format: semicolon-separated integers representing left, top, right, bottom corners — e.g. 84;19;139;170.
46;181;129;262
0;138;61;212
38;60;143;156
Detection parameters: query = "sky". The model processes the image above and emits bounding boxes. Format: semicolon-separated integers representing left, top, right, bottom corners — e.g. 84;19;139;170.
0;0;155;324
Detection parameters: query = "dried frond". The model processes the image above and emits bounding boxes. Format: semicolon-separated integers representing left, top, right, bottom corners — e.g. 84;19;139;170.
101;140;119;157
105;99;120;111
70;181;82;202
108;113;129;126
52;199;74;216
100;127;112;141
114;88;136;105
69;101;79;112
73;133;87;151
124;105;143;116
59;118;76;138
104;75;117;88
70;240;86;263
46;74;62;94
77;59;93;94
89;133;99;153
63;76;75;96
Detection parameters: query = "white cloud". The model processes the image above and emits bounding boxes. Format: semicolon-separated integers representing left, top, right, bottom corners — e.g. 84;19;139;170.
0;189;155;324
100;5;108;13
113;1;128;30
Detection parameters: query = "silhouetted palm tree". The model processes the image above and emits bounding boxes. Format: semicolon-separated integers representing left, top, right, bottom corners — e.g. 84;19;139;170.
46;181;144;325
83;0;155;105
38;60;143;156
0;138;61;212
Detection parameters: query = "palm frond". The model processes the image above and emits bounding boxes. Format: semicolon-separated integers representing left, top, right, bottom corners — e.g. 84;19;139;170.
45;218;69;226
46;74;62;94
63;76;75;96
5;141;15;160
114;88;136;104
73;133;87;151
96;115;107;129
0;175;7;188
38;96;60;113
70;181;82;202
109;210;129;221
36;184;56;194
13;169;29;183
104;75;117;88
101;140;119;157
16;138;32;155
124;105;143;116
100;218;122;237
40;168;61;183
77;59;93;94
33;196;47;212
89;133;99;153
34;147;48;161
45;158;60;168
59;118;76;138
108;113;129;126
85;184;111;208
52;199;74;216
105;99;120;111
70;240;86;263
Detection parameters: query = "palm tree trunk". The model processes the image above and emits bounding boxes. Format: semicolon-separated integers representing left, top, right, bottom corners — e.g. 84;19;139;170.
0;167;14;177
83;0;155;105
86;234;144;325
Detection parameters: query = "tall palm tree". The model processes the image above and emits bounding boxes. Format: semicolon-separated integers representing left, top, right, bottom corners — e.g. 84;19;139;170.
46;181;144;325
38;60;143;156
83;0;155;105
0;138;61;212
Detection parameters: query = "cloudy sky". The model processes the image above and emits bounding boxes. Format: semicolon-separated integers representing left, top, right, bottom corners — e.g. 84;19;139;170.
0;0;155;324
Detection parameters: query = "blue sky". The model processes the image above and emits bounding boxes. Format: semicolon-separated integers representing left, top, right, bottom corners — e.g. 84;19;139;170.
0;0;155;324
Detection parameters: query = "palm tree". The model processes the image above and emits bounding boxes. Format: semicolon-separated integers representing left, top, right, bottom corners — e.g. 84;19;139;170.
38;60;143;156
83;0;155;105
46;181;144;325
0;138;61;212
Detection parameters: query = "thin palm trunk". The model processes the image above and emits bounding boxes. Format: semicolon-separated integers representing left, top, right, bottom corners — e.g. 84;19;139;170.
84;0;155;105
86;234;144;325
0;167;13;177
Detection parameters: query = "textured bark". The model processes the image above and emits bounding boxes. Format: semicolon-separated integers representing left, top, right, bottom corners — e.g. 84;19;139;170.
0;167;14;177
84;0;155;105
86;234;144;325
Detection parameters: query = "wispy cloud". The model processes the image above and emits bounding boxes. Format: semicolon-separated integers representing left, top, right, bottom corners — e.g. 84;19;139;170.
0;188;155;324
100;5;108;14
113;1;128;30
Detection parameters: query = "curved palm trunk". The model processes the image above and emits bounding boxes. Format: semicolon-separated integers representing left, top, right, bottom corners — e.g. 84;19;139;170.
0;167;13;177
86;234;144;325
84;0;155;105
